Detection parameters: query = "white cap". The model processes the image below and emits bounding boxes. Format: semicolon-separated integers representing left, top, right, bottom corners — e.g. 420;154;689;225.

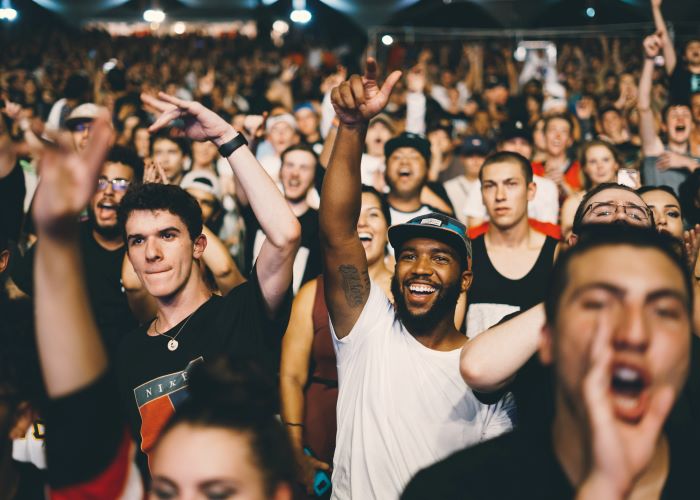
180;170;222;199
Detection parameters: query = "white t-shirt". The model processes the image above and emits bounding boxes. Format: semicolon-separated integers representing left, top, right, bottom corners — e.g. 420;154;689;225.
330;282;515;500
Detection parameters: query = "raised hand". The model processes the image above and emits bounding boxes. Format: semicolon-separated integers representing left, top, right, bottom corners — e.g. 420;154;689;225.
577;313;674;499
143;159;169;185
643;33;662;59
33;113;114;237
330;58;402;126
141;92;235;146
683;224;700;272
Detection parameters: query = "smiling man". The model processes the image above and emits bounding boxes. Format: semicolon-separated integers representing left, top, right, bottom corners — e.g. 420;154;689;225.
320;60;514;500
115;93;300;469
242;143;321;295
404;225;695;499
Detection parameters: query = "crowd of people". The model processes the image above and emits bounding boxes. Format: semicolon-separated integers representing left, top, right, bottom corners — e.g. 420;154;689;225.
2;0;700;498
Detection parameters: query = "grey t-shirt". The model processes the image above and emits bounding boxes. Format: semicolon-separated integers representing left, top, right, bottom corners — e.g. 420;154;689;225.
640;150;698;194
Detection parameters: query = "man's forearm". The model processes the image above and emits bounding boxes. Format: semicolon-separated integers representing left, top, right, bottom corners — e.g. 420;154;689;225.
222;134;300;248
35;230;107;398
460;303;545;392
319;122;367;243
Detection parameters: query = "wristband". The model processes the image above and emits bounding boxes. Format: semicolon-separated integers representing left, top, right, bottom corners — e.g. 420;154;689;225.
284;422;304;427
217;133;248;157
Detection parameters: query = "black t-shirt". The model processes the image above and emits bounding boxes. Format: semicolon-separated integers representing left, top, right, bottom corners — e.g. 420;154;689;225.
670;66;700;104
115;268;290;458
477;334;700;443
11;222;137;356
402;415;697;500
0;160;26;243
242;205;321;293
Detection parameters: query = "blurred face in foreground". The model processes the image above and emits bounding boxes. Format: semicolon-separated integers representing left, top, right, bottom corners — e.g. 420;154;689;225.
150;424;291;500
541;244;690;429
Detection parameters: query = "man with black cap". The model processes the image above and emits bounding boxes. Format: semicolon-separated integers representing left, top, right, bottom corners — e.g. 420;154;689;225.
384;130;453;241
320;59;514;500
443;135;492;227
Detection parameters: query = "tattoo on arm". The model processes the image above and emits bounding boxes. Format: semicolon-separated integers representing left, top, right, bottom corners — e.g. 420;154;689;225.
339;264;370;308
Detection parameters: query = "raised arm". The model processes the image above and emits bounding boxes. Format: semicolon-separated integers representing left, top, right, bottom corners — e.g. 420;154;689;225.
143;92;301;316
460;303;545;392
639;35;664;157
33;115;113;397
651;0;677;74
319;59;401;338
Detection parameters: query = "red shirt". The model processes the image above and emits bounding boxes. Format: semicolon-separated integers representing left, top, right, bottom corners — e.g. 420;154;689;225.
468;219;562;241
532;160;583;193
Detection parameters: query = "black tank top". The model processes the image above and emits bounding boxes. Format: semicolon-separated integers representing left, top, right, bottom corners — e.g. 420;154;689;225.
468;234;558;311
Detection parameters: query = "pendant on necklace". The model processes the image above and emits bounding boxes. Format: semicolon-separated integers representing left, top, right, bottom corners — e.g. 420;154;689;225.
167;339;179;351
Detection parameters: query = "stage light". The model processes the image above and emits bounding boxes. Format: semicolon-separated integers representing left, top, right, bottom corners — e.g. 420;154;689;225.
143;9;165;24
290;9;311;23
0;7;17;21
382;35;394;46
273;20;289;34
586;7;596;18
173;21;186;34
514;46;527;62
0;0;17;21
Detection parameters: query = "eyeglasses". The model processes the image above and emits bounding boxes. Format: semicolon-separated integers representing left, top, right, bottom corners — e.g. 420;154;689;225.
97;178;131;192
71;122;92;133
582;201;652;225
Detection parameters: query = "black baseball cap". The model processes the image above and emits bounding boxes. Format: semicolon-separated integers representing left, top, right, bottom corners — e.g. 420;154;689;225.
388;212;471;260
459;135;492;157
385;132;431;164
499;121;532;144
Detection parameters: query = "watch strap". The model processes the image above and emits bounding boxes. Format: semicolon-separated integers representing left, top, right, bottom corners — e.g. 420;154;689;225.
217;134;248;157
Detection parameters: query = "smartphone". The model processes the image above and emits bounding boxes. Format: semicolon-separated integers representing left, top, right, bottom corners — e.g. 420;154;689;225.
303;447;331;497
617;168;640;188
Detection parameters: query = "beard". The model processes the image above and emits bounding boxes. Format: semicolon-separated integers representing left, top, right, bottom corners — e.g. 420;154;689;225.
87;205;123;240
391;274;462;334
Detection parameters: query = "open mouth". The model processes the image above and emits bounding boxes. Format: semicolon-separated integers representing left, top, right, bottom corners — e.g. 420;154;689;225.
407;282;438;303
359;232;374;247
398;168;413;178
610;363;650;423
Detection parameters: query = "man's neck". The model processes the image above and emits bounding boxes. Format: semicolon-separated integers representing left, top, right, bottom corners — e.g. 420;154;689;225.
552;395;670;496
486;216;531;248
405;314;465;351
153;268;212;331
388;192;422;213
287;198;309;217
92;229;124;251
306;132;321;144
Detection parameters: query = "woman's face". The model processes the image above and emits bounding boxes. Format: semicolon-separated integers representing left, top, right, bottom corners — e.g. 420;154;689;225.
641;190;684;240
150;424;291;500
357;192;390;265
583;145;619;187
